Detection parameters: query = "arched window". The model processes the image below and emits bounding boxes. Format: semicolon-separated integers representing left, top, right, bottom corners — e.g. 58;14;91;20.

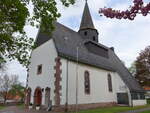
84;71;90;94
108;74;113;92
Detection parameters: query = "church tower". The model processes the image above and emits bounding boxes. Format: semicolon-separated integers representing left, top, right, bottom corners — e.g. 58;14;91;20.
78;1;99;42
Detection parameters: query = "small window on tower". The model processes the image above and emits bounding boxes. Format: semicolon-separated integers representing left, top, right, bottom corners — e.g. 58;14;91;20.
93;36;96;41
84;31;87;36
37;64;42;75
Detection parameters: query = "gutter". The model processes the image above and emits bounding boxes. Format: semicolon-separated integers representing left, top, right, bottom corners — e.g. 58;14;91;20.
65;59;69;112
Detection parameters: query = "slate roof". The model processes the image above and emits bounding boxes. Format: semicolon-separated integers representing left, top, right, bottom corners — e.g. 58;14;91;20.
79;2;95;30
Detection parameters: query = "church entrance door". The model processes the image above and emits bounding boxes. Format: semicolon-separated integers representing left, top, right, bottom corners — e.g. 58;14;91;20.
34;87;42;106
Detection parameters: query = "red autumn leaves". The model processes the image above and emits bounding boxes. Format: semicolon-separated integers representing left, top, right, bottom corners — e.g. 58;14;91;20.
99;0;150;20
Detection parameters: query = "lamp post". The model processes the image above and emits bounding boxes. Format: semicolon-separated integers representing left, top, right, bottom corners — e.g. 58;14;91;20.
75;46;79;113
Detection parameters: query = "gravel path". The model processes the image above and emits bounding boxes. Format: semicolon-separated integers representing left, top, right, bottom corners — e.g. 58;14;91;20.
119;107;150;113
0;106;55;113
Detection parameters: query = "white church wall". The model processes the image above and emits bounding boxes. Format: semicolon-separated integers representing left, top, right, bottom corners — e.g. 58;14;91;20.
60;58;130;105
28;39;57;106
113;73;129;93
132;100;147;106
113;73;132;106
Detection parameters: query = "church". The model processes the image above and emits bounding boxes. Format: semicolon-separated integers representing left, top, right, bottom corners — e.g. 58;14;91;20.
26;1;146;111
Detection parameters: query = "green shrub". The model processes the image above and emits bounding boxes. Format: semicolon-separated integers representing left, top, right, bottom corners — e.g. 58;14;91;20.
147;99;150;104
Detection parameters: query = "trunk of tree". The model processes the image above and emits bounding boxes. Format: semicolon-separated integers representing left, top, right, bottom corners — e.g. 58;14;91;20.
3;92;7;104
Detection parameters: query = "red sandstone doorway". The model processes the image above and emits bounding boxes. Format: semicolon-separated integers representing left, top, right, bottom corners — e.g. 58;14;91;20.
34;87;42;106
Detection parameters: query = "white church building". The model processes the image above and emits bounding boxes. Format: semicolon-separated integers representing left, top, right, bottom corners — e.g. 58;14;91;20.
26;1;146;111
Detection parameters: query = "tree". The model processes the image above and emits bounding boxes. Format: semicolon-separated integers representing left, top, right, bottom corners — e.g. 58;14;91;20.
135;46;150;87
99;0;150;20
0;0;75;67
9;83;25;102
128;62;136;76
0;62;7;74
0;74;20;104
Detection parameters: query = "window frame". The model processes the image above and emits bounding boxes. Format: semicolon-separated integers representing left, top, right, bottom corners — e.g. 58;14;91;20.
108;74;113;92
84;71;90;95
131;93;145;100
37;64;42;75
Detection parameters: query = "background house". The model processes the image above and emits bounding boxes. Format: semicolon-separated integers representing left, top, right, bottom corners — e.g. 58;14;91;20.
143;86;150;99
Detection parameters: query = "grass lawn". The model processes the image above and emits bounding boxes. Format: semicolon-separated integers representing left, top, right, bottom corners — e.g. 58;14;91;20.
0;106;5;110
17;103;25;109
75;105;150;113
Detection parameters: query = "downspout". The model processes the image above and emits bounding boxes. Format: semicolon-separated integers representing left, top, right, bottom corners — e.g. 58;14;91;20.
127;87;133;107
65;59;69;112
130;91;133;107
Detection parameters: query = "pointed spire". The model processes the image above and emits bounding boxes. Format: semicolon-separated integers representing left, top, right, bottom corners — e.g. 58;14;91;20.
79;1;95;30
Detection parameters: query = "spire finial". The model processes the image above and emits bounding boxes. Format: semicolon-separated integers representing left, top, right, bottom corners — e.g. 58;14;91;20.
85;0;87;3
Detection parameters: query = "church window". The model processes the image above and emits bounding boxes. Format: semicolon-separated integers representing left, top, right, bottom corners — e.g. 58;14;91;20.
37;64;42;75
84;71;90;94
131;93;145;100
84;31;87;36
108;74;113;92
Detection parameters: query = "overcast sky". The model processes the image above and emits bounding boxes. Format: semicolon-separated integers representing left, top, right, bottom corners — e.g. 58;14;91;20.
6;0;150;84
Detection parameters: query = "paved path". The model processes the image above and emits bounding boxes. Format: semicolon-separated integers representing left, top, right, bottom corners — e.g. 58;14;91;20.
119;107;150;113
1;106;150;113
0;106;56;113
